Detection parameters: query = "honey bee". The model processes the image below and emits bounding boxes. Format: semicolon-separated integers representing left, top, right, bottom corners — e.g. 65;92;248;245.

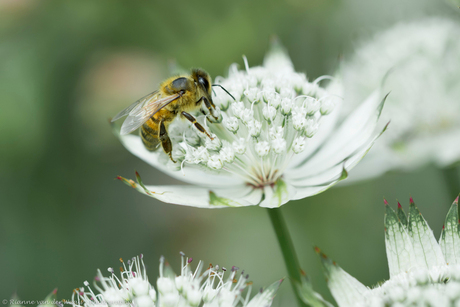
112;68;233;163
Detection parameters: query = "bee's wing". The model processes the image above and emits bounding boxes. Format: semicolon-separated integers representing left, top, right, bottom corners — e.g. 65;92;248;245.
111;90;160;122
119;93;181;135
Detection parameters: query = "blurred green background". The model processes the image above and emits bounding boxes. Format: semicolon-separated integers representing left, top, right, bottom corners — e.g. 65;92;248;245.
1;0;459;305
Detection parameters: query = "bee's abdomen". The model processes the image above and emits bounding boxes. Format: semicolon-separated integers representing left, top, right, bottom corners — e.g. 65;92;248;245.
140;119;160;151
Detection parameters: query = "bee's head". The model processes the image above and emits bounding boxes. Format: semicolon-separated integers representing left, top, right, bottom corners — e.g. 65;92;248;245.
191;68;212;98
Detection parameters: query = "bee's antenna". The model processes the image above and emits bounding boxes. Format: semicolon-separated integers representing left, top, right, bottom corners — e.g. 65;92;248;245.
212;84;236;101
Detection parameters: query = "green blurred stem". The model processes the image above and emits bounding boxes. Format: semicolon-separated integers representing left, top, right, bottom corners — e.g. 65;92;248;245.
441;166;460;215
267;208;308;307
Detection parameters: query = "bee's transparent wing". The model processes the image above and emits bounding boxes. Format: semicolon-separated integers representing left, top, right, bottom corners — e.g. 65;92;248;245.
111;90;160;122
119;93;181;135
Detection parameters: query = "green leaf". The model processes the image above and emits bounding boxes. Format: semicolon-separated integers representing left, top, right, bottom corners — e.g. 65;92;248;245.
439;197;460;265
315;247;368;307
407;198;445;269
384;201;416;277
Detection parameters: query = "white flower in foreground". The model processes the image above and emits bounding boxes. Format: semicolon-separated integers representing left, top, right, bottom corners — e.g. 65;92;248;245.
70;253;282;307
299;196;460;307
116;42;387;208
341;18;460;181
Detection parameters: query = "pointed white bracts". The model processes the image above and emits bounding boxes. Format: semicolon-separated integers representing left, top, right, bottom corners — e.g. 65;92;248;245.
301;197;460;307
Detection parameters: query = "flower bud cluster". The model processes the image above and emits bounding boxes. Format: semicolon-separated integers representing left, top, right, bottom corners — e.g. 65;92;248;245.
72;255;156;307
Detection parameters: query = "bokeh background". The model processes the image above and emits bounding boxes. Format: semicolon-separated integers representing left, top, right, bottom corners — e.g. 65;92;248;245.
1;0;459;305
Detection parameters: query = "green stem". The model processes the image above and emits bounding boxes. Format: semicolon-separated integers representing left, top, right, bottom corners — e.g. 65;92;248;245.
441;166;460;216
267;207;308;307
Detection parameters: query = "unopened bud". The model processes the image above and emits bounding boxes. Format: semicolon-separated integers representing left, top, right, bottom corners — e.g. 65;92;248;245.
233;138;246;155
281;98;293;115
255;141;270;157
205;134;222;151
244;87;261;102
293;137;306;154
231;101;245;119
247;120;262;137
207;155;223;170
262;105;277;123
271;138;286;154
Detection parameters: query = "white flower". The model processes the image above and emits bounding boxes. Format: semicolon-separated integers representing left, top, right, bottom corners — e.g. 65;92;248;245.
341;18;460;181
299;196;460;307
115;41;387;208
70;253;282;307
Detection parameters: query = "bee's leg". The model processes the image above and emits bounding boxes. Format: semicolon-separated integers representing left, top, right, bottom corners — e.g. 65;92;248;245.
200;96;218;120
195;96;217;120
181;111;214;140
158;120;176;163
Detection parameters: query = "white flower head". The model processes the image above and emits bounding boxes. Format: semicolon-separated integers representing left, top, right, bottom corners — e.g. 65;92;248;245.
70;253;282;307
300;196;460;307
71;254;153;307
115;40;387;208
341;18;460;182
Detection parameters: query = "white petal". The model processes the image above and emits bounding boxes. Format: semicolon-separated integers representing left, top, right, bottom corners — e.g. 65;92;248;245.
288;182;340;201
285;123;386;200
439;199;460;265
384;204;417;278
407;200;446;269
246;279;283;307
338;145;403;184
289;90;386;177
317;249;369;307
121;180;262;208
263;40;294;73
118;134;243;187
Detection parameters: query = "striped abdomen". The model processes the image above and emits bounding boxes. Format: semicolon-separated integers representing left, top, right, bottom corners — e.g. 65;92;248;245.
140;118;160;151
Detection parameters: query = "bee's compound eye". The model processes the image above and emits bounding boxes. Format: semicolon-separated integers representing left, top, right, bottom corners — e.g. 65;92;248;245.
171;77;189;91
199;77;210;91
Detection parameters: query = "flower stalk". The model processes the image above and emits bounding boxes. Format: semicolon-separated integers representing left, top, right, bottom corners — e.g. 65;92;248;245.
267;207;308;307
